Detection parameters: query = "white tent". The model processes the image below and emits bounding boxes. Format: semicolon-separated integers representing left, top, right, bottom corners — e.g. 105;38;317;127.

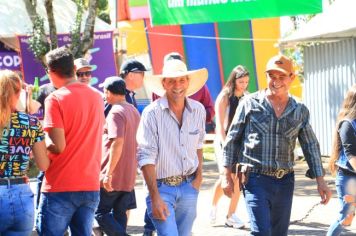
0;0;114;51
280;0;356;46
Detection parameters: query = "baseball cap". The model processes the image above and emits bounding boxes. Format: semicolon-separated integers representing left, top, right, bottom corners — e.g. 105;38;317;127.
74;58;92;71
120;59;146;75
266;54;294;76
102;76;126;95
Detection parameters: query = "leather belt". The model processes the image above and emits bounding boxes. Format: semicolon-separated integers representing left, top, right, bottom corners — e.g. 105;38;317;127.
251;168;293;179
0;176;29;186
158;173;195;186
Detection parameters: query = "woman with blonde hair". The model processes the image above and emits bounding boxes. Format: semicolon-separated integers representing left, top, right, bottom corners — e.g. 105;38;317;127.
0;70;49;235
210;65;249;228
327;84;356;236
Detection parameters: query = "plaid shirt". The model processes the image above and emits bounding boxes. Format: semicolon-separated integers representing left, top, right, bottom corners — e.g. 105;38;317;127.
222;90;324;178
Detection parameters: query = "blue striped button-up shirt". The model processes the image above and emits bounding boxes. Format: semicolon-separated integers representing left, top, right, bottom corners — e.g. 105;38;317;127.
222;90;324;178
136;96;206;179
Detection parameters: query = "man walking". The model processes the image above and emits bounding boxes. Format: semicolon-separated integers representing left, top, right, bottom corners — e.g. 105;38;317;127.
222;54;331;236
137;59;207;236
37;47;105;236
95;76;140;236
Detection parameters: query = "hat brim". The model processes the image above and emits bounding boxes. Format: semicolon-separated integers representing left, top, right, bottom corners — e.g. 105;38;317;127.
144;68;208;97
266;68;292;75
76;65;93;71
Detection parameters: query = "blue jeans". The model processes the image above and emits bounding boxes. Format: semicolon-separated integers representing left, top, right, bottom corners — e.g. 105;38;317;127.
0;183;34;235
144;209;156;232
243;172;294;236
146;177;199;236
95;188;131;236
327;170;356;236
35;171;45;209
36;191;99;236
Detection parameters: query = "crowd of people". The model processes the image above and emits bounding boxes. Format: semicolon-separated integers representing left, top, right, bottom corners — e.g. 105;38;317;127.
0;46;355;236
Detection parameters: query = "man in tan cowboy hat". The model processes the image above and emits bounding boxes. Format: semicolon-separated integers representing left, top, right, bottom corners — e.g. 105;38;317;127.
136;59;207;236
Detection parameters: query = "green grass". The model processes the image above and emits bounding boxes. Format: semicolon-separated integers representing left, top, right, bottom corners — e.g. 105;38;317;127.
203;144;215;162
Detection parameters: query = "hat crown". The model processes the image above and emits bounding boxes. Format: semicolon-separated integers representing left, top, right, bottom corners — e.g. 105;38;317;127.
162;59;188;77
266;54;294;75
121;59;146;74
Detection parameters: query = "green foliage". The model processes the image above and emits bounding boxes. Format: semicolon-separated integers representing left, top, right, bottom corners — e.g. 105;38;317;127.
70;0;84;56
28;16;50;62
97;0;111;24
97;0;108;9
283;47;304;83
98;12;111;24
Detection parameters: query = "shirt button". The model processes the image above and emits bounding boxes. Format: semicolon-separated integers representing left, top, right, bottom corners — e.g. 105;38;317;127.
181;144;184;146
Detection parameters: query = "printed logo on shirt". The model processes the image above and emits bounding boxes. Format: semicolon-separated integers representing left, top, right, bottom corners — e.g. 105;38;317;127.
0;112;44;177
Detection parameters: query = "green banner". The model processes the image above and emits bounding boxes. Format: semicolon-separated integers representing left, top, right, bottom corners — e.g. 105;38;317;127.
148;0;322;26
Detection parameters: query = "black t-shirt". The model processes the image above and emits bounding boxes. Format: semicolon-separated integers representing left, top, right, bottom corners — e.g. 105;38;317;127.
339;120;356;157
227;95;243;132
37;83;56;110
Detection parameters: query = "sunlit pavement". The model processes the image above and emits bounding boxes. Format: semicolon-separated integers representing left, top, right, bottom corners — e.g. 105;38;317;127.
30;161;356;236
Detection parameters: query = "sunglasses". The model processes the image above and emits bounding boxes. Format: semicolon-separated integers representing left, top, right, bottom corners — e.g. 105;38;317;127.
76;71;92;77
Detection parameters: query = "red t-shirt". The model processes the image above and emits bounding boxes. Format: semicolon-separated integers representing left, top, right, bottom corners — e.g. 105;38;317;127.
42;83;105;192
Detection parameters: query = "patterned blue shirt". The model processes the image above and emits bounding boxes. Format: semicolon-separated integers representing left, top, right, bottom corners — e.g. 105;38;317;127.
222;90;324;178
136;96;206;179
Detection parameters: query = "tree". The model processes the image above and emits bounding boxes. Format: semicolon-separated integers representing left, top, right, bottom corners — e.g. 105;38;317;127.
24;0;98;67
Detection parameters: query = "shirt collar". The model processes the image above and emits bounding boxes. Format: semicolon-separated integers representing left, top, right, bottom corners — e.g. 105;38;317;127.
125;89;135;96
259;89;298;116
158;95;193;113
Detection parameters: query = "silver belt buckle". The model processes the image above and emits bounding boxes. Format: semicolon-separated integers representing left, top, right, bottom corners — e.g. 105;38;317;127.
275;169;286;179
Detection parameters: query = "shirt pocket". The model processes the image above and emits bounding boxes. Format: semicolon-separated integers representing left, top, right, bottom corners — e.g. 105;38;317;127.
282;118;303;140
189;129;200;146
249;112;270;134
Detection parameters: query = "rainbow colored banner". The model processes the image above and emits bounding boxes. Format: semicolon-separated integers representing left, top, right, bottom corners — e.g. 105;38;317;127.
120;18;302;99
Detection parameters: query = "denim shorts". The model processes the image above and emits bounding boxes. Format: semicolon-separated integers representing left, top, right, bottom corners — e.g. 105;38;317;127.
0;183;34;235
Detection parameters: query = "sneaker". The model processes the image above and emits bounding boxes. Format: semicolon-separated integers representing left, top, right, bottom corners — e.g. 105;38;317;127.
225;213;245;229
209;207;217;224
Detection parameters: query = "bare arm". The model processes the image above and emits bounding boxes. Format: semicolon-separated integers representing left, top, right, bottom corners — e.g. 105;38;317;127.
26;85;41;114
45;128;66;154
215;92;228;143
32;140;50;171
103;138;124;192
191;149;203;190
141;164;169;221
316;176;332;205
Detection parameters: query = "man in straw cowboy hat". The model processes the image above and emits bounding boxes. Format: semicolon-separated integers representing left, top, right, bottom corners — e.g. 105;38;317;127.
136;59;208;236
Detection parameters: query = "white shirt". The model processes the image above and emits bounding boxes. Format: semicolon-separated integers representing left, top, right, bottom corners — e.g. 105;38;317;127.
136;96;206;179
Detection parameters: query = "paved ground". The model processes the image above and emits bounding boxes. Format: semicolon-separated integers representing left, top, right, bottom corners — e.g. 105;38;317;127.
124;161;356;236
31;160;356;236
